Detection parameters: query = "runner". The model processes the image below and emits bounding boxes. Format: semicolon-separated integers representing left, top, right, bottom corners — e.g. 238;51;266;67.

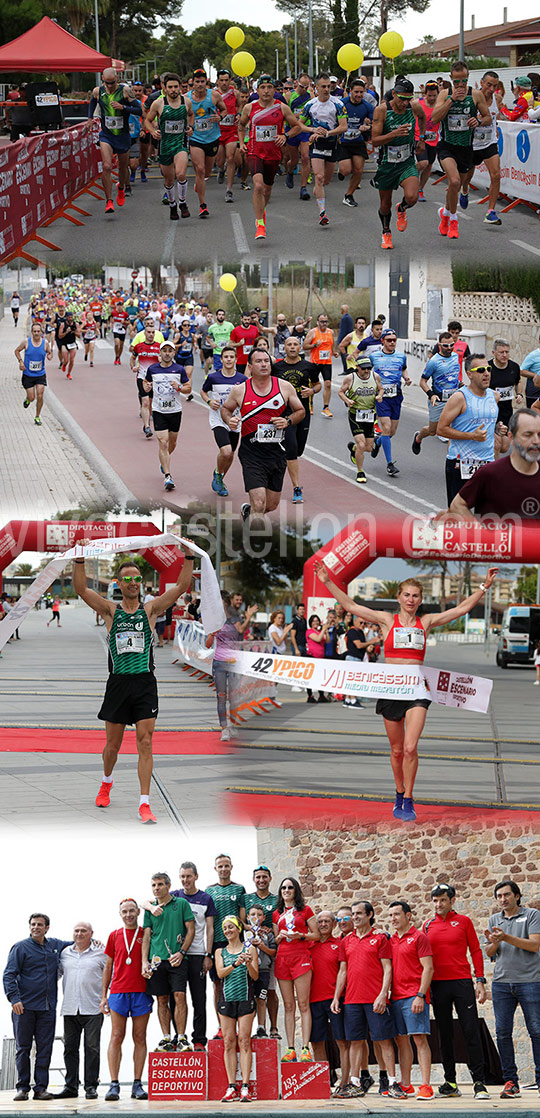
339;316;369;372
57;312;81;380
412;331;461;455
369;329;410;477
208;309;234;372
299;73;348;226
15;321;52;426
112;300;130;365
338;354;383;484
460;70;502;224
130;80;149;184
238;74;302;240
215;918;258;1102
277;334;321;503
313;561;498;822
431;61;491;239
488;339;523;456
10;292;20;326
174;319;196;398
371;77;427;250
284;73;313;201
100;899;152;1102
130;319;163;438
304;313;337;417
220;347;305;522
142;341;192;492
437;353;501;506
215;69;242;203
88;68;142;214
230;312;259;375
146;73;194;220
338;79;374;207
186;69;227;219
415;80;440;201
72;544;195;824
201;344;247;497
82;312;98;367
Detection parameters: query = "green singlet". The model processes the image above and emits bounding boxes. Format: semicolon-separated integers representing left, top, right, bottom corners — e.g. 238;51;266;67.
108;605;154;676
442;93;476;146
346;369;378;411
221;946;250;1001
159;99;189;165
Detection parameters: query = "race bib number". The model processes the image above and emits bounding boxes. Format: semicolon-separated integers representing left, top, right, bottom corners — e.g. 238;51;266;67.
459;457;483;480
312;145;332;157
28;360;42;371
196;118;211;131
221;114;235;126
425;129;437;142
114;326;126;335
105;115;123;130
450;114;469;132
164;119;184;134
66;343;76;350
393;627;425;650
255;423;283;443
382;383;398;397
441;387;458;401
255;125;278;142
387;144;408;162
345;127;361;139
319;350;330;361
116;630;145;654
244;344;252;354
497;385;514;401
474;127;490;145
356;408;374;422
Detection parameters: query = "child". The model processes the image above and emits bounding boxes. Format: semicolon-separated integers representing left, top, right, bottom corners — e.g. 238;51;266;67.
245;904;277;1037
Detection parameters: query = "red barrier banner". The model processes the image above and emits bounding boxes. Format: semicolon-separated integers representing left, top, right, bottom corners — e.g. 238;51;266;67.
0;121;100;261
207;1037;280;1100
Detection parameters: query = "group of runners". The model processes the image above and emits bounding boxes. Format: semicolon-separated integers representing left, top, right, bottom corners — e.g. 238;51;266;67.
89;60;514;243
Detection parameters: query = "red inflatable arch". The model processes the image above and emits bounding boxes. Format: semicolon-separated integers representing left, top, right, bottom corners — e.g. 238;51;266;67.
0;520;187;593
304;516;540;603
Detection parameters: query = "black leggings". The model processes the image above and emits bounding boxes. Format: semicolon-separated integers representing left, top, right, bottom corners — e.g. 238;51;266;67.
431;978;485;1083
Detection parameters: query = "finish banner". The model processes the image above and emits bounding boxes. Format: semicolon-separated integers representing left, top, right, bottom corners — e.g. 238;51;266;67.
472;121;540;204
227;651;493;712
0;121;100;262
173;620;277;708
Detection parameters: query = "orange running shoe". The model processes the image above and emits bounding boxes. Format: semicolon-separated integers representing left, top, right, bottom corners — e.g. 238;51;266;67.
448;218;459;239
281;1048;297;1062
417;1085;434;1100
396;207;407;231
139;803;157;824
255;222;266;240
400;1084;415;1095
438;207;449;235
96;781;112;808
381;231;393;250
117;185;125;207
300;1046;312;1062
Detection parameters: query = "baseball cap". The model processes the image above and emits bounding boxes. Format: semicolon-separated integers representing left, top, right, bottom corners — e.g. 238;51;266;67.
258;74;275;85
160;340;175;350
381;328;397;338
329;74;338;82
355;355;373;370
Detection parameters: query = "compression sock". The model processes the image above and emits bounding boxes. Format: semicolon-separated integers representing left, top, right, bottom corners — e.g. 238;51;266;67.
317;196;326;214
378;209;391;232
380;435;392;463
177;179;187;203
165;184;175;205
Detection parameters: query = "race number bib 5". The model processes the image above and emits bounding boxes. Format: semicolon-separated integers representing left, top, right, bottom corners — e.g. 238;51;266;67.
382;383;398;397
164;120;184;134
255;125;278;142
116;630;145;655
105;115;123;130
387;144;408;162
356;408;374;422
459;457;483;480
255;423;283;443
393;627;425;650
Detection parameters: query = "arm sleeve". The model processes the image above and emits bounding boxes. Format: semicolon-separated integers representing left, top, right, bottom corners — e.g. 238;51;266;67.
88;96;98;119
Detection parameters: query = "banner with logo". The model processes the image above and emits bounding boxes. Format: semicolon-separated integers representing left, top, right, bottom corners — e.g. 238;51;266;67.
472;121;540;204
227;650;492;712
173;620;277;711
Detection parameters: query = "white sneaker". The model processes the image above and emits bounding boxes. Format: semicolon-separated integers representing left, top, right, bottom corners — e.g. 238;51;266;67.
221;727;231;740
534;680;540;686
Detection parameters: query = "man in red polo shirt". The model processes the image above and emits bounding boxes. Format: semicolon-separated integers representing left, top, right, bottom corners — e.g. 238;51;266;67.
230;312;259;375
331;901;400;1099
422;883;489;1099
389;901;434;1099
309;912;349;1096
101;898;153;1102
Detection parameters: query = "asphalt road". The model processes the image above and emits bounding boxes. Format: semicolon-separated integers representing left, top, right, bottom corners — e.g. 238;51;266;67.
23;161;540;267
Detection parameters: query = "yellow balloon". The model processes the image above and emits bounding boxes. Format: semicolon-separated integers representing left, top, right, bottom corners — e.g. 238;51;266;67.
219;273;238;293
225;26;245;49
337;43;364;72
378;30;404;59
231;50;256;77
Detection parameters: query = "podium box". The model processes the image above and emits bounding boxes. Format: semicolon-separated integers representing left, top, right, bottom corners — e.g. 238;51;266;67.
207;1036;279;1100
281;1061;331;1100
148;1051;207;1099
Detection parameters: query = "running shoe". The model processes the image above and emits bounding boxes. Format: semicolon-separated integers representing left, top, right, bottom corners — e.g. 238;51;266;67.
155;1036;175;1052
438;1083;461;1097
116;185;125;207
386;461;400;476
255;222;266;240
218;169;225;184
105;1083;120;1101
360;1074;375;1093
438;207;449;235
396;205;407;231
131;1081;148;1100
299;187;310;200
319;211;330;226
473;1082;490;1099
379;1073;390;1095
34;416;42;426
356;470;367;484
179;202;190;218
337;171;345;181
484;210;501;225
418;189;426;201
459;188;469;209
400;1084;415;1095
66;372;72;379
140;170;147;182
371;438;381;458
221;1086;239;1102
401;797;416;822
321;407;333;418
381;231;393;249
23;398;31;408
241;502;251;521
96;781;112;808
211;470;224;493
388;1083;407;1098
221;727;231;741
338;1084;365;1098
177;1036;192;1052
412;431;421;454
286;171;294;189
199;203;209;218
125;184;132;195
129;170;136;182
239;1086;252;1102
139;803;157;824
162;192;169;205
164;474;175;491
169;204;179;220
241;181;251;190
300;1047;312;1062
292;486;303;503
193;1043;206;1051
500;1082;520;1098
417;1085;434;1099
213;1028;223;1040
281;1048;297;1062
448;218;459;239
343;194;358;207
347;441;357;466
256;1026;267;1038
393;791;404;818
225;189;233;203
105;200;114;214
144;426;153;438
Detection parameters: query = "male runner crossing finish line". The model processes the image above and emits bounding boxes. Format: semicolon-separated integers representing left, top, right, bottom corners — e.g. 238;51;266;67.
73;544;195;824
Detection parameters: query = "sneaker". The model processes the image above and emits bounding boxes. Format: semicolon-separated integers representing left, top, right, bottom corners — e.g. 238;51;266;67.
212;470;224;493
381;231;393;249
225;189;233;203
448;218;459;239
319;211;329;226
129;170;136;183
286;171;294;189
356;470;367;484
240;1086;251;1102
386;461;400;476
417;1084;434;1099
140;170;147;182
438;1082;461;1097
199;204;209;218
169;204;179;220
193;1043;206;1051
401;796;416;822
221;1086;239;1102
388;1083;407;1098
321;407;333;418
484;209;502;225
255;222;266;240
164;474;175;491
218;169;225;184
105;200;114;214
177;1036;192;1052
241;502;251;521
473;1082;490;1099
300;1046;312;1062
438;207;449;236
299;186;310;200
221;727;231;741
179;202;190;218
23;397;31;408
360;1074;375;1094
500;1082;520;1098
535;680;540;686
292;486;303;503
155;1035;174;1050
340;1084;365;1098
131;1082;148;1100
124;184;132;195
343;194;358;207
412;431;421;455
371;438;381;459
116;185;125;207
379;1073;390;1095
400;1084;415;1095
393;791;404;818
144;426;153;438
459;189;469;209
34;416;42;426
281;1048;297;1062
139;803;157;824
213;1028;223;1039
66;372;72;379
418;189;426;201
162;192;169;205
396;205;407;231
241;181;251;190
96;781;112;808
105;1083;120;1101
337;171;345;181
347;441;357;466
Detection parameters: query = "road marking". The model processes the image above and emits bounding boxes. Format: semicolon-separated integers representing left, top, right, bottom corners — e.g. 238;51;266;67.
303;446;439;513
94;339;111;350
231;212;250;254
510;239;540;257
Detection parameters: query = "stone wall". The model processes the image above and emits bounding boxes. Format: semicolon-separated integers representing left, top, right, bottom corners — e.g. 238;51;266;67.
259;818;540;1083
452;292;539;360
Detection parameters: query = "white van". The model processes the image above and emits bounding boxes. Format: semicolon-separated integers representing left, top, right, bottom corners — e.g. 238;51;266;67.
496;605;540;668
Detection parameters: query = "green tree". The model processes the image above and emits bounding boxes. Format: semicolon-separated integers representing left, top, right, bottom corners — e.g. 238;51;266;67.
378;579;400;598
515;566;538;605
330;0;346;73
13;563;37;576
225;523;322;604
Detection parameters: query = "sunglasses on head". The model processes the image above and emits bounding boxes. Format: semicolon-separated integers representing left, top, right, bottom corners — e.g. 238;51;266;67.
121;574;143;583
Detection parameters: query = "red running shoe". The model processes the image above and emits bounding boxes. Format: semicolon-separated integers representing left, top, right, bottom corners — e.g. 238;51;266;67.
96;781;112;808
116;185;125;207
139;803;157;824
105;200;114;214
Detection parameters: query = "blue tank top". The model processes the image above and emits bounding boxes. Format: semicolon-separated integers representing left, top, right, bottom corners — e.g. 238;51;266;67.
187;89;221;143
447;385;498;461
24;338;47;377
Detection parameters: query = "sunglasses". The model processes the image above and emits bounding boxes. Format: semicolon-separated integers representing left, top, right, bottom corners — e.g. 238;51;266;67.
254;865;271;873
395;94;413;101
121;574;143;583
281;885;295;890
469;365;489;373
453;78;468;85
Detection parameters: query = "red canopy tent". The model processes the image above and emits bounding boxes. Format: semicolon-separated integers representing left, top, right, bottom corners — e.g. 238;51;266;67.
0;16;116;71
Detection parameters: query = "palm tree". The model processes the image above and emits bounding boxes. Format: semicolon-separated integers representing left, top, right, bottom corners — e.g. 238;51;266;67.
378;580;400;598
13;563;37;576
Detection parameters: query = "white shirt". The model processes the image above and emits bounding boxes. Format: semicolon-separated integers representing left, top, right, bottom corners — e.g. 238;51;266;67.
59;943;106;1015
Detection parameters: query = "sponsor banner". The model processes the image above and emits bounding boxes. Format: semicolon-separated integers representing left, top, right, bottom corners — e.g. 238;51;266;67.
411;520;513;559
0;533;225;650
0;121;100;263
281;1061;331;1100
228;650;492;712
148;1052;207;1099
173;620;277;708
208;1037;279;1100
472;121;540;204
